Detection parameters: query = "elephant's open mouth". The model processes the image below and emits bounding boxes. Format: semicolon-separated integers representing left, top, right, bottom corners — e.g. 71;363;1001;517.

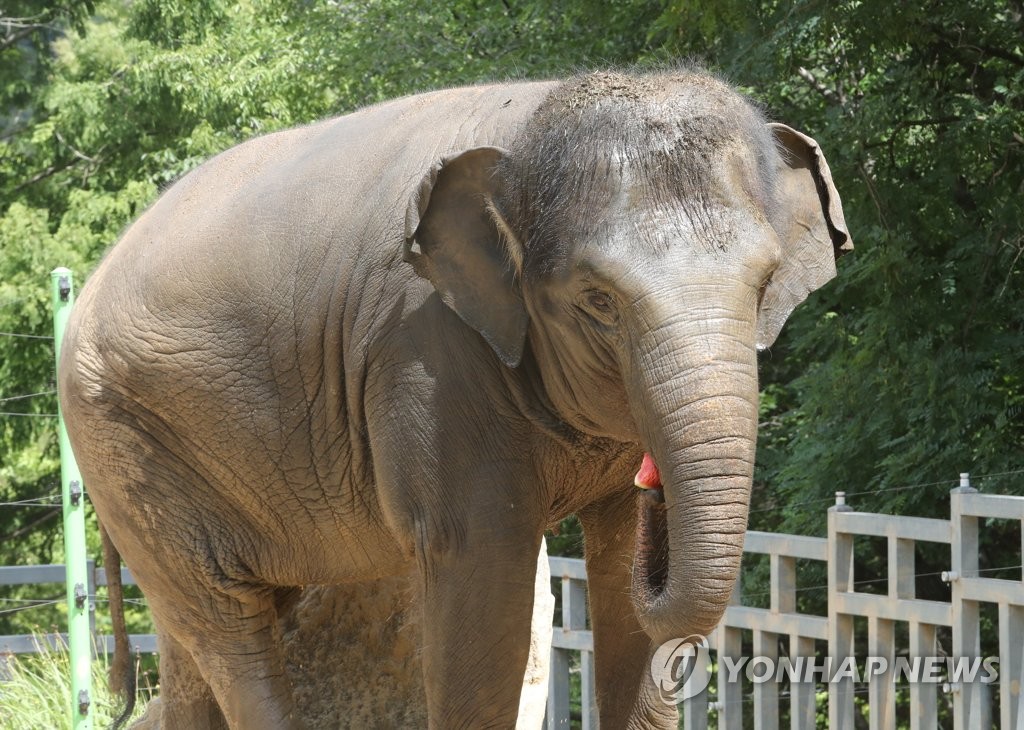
634;490;670;601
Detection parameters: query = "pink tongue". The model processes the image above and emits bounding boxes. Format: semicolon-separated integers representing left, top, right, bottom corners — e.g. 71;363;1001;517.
634;452;662;490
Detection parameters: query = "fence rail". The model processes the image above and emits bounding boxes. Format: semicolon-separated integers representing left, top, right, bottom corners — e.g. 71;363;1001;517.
0;561;157;655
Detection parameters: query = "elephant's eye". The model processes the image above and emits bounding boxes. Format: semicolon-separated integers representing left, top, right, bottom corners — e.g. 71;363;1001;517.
581;290;617;323
757;275;772;308
587;291;613;312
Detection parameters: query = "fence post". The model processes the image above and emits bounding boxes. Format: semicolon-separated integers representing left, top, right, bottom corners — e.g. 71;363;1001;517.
828;491;855;730
716;625;744;730
949;472;989;730
86;559;97;639
51;267;93;730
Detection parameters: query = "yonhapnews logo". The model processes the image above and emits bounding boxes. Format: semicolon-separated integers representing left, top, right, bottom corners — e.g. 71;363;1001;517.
651;636;999;706
650;635;712;704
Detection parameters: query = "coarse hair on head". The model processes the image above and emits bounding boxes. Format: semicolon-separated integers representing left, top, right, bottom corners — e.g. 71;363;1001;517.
495;65;780;276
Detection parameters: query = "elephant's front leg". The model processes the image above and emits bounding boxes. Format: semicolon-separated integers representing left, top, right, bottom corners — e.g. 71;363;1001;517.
416;508;543;729
579;490;678;729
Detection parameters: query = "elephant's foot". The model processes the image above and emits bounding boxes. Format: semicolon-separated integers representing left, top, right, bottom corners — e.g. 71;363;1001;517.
128;696;160;730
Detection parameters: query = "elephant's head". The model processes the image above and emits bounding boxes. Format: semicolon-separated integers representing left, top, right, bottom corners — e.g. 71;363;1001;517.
403;71;850;642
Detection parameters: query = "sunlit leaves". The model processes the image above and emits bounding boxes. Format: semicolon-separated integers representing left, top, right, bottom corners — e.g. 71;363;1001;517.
653;1;1024;533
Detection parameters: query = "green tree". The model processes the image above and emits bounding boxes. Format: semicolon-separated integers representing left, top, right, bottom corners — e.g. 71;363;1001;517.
654;0;1023;531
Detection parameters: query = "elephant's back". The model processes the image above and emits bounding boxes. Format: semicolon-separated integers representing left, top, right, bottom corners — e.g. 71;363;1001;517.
67;80;556;423
59;81;555;551
79;80;555;340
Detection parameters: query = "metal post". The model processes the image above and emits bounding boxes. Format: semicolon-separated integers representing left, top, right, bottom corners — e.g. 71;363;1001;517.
51;267;93;729
828;492;855;730
949;472;988;730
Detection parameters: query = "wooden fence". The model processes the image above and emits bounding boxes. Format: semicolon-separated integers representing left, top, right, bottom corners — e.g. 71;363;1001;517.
3;477;1022;729
546;477;1024;729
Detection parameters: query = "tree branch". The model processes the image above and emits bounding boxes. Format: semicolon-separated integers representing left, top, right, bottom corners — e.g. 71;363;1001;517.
998;235;1024;300
1;13;50;30
1;508;59;543
12;158;79;192
960;229;1007;349
861;116;963;150
932;26;1024;68
974;42;1024;67
797;66;839;104
55;130;99;164
858;160;890;233
0;25;37;53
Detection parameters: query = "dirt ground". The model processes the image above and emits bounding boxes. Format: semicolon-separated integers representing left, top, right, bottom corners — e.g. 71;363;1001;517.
280;575;428;729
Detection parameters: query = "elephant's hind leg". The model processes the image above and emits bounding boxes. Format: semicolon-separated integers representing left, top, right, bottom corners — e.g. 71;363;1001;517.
136;631;227;730
65;392;302;729
147;588;301;730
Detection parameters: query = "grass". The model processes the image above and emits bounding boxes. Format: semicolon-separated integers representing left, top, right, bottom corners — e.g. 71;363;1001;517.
0;635;152;730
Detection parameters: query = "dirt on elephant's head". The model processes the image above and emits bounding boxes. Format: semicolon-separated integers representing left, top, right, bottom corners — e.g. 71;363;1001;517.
544;70;657;109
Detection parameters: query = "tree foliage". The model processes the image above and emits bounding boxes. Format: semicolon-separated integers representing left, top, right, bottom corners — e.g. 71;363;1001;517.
1;1;1021;639
654;0;1024;534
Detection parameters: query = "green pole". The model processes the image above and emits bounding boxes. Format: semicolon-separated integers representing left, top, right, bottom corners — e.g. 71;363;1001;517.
51;267;93;730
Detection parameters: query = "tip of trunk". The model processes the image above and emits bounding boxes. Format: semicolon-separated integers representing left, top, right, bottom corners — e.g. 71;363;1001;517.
630;489;740;643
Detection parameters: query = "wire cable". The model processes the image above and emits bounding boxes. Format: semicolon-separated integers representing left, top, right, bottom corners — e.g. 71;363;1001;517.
0;599;60;616
0;495;62;507
0;390;56;404
0;331;53;340
750;468;1024;516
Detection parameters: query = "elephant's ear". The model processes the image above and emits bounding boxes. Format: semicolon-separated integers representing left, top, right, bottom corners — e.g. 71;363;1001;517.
757;123;853;350
404;146;528;368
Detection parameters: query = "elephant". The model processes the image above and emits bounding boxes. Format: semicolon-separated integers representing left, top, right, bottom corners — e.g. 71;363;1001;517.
58;68;851;729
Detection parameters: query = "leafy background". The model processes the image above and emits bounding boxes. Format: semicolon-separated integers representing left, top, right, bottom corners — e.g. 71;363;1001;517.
1;0;1021;663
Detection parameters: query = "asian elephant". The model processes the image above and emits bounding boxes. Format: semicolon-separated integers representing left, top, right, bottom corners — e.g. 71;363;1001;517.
59;68;850;729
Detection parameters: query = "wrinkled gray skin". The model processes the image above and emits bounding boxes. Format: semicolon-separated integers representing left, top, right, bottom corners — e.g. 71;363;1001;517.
59;70;850;729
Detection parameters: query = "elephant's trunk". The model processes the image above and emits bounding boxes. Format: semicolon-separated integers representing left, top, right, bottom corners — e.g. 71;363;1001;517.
628;310;758;643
